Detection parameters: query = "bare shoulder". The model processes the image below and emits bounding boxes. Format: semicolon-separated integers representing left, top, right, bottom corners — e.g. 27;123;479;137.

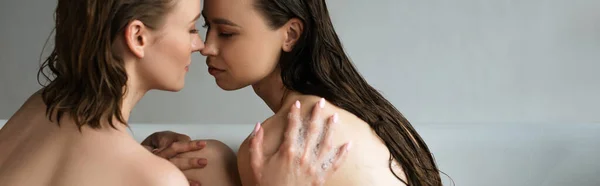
237;114;284;186
238;95;385;186
289;96;365;135
6;89;47;119
289;96;358;124
128;153;189;186
238;95;357;155
237;96;352;186
177;139;240;186
21;89;45;108
292;96;408;185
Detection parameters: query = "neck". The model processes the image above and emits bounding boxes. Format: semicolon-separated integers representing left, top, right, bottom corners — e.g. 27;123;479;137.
252;69;293;113
105;60;148;132
119;57;150;123
120;84;146;123
94;84;145;134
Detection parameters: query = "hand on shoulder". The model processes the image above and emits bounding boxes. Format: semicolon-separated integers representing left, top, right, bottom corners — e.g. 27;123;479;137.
250;98;352;186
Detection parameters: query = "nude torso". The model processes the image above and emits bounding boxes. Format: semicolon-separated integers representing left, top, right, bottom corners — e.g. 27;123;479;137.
0;93;187;186
237;95;407;186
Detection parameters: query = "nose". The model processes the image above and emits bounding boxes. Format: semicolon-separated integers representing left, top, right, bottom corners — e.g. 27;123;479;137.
200;36;217;56
191;34;205;52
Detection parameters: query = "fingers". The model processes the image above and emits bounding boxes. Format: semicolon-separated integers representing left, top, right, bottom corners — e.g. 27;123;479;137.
158;131;192;149
249;122;265;181
317;113;338;161
142;131;168;148
176;132;193;142
155;140;207;159
189;179;201;186
282;100;302;155
329;142;352;174
141;131;192;150
302;98;326;163
141;135;155;147
169;157;208;171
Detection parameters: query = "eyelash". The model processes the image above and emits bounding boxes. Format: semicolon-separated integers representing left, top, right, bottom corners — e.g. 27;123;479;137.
219;33;234;37
189;29;199;33
202;23;234;38
202;22;234;38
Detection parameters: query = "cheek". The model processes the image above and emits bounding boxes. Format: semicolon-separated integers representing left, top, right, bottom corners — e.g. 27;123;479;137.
222;38;280;80
143;36;191;77
153;36;192;67
168;36;193;62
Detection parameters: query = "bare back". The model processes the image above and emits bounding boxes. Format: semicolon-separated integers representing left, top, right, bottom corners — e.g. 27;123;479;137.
0;93;188;186
237;95;407;186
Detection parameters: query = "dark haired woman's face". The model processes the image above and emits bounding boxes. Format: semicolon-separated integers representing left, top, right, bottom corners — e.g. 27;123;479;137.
200;0;286;91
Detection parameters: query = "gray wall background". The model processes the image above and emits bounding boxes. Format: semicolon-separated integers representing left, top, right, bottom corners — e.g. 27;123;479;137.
1;1;599;124
2;1;600;186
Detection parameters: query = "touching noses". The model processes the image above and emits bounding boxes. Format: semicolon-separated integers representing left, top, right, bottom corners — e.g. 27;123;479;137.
191;34;205;52
199;35;217;57
191;33;217;57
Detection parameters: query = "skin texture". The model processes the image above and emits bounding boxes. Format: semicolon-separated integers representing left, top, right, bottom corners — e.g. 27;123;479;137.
143;136;241;186
247;99;351;186
0;0;203;185
1;0;351;185
0;93;189;186
199;0;407;185
237;95;407;186
147;100;352;186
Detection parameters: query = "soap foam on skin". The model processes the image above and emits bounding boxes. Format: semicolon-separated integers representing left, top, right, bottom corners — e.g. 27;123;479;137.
291;114;338;175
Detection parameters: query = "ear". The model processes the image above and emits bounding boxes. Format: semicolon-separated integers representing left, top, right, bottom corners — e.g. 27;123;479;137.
281;18;304;52
124;20;149;58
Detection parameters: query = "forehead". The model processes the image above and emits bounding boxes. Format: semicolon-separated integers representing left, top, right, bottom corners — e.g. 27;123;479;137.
167;0;201;22
202;0;257;21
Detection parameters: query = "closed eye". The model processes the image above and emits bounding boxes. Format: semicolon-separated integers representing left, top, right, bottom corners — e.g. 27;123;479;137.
219;33;234;37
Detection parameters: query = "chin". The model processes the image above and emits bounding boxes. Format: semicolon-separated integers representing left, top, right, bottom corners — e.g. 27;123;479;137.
159;83;185;92
171;87;184;92
215;79;246;91
160;87;184;92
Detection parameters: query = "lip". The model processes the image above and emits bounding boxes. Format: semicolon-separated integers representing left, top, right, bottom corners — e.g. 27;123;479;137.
185;66;189;71
206;61;225;76
208;67;225;76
